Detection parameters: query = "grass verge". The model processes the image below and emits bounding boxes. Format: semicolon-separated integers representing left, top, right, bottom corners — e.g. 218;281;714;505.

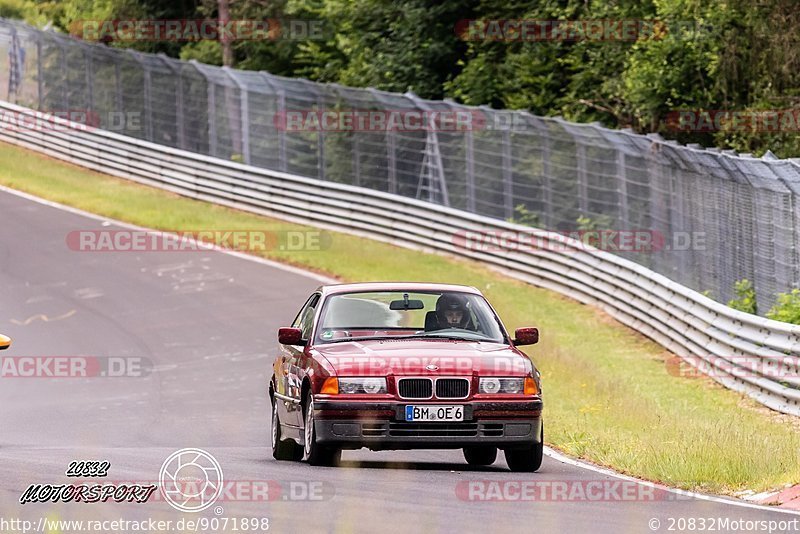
1;141;798;495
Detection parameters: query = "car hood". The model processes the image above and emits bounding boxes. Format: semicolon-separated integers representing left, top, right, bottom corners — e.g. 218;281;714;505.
313;339;532;376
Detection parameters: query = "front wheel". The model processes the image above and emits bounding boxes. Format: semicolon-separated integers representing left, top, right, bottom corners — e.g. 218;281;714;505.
504;424;543;472
463;446;497;466
302;391;341;466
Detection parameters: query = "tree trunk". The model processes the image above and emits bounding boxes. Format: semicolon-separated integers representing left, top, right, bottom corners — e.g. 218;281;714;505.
218;0;243;160
218;0;234;67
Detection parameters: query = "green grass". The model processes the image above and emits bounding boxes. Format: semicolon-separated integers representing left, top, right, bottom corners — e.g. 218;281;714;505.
1;141;799;495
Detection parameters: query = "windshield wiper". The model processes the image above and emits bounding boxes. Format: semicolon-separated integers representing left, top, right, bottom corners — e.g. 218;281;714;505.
322;335;399;344
400;334;480;342
322;333;485;344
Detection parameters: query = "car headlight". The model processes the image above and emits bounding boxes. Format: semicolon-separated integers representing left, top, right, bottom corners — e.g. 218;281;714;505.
338;377;387;394
479;377;524;394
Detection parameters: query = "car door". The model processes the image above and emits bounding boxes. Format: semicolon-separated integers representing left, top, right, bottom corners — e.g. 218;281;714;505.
280;292;320;427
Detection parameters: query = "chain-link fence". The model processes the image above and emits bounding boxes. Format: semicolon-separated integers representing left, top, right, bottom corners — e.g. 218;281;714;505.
2;18;799;314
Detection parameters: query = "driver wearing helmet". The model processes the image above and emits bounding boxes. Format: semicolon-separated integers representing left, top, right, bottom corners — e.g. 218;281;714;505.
434;293;474;330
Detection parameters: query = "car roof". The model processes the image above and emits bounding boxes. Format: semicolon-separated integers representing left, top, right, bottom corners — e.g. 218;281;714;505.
316;282;482;297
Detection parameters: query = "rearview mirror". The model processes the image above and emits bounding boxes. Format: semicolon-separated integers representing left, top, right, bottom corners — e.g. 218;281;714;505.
513;327;538;346
389;299;424;310
278;327;304;345
0;334;11;350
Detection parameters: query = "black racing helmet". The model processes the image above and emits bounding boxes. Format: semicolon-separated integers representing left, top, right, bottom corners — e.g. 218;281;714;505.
435;293;470;328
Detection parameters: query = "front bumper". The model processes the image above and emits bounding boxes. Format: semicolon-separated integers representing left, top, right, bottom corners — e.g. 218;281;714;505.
313;399;542;450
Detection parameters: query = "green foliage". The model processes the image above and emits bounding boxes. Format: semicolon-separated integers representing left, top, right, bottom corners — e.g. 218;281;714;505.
14;0;800;157
447;0;800;156
447;0;657;120
576;215;595;231
507;204;540;227
179;40;222;65
288;0;475;98
0;0;31;19
727;279;757;315
766;289;800;325
576;214;612;231
0;0;47;24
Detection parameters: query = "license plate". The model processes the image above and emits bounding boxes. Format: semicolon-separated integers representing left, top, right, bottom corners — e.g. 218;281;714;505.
405;405;464;422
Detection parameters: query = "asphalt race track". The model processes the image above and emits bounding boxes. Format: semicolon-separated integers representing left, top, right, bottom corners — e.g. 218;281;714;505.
1;188;797;533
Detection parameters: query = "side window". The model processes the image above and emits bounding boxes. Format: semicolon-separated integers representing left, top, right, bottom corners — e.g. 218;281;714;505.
291;294;316;327
293;293;320;340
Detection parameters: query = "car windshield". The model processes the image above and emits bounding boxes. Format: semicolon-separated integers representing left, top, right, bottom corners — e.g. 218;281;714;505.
314;290;506;344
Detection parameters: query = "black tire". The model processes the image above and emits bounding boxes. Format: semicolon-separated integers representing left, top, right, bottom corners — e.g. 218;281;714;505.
302;391;341;467
271;396;302;461
463;446;498;466
504;424;544;472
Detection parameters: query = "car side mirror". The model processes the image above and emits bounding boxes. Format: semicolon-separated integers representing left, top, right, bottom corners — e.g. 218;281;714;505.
278;327;304;346
513;327;538;346
0;334;11;350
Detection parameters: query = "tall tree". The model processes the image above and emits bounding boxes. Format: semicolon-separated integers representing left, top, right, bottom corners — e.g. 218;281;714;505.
217;0;234;66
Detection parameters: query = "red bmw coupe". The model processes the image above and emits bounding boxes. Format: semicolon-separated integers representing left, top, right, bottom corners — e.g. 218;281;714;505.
269;282;543;471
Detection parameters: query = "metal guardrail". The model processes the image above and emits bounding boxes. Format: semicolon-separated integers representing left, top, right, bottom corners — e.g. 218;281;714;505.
3;18;800;315
2;100;800;416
